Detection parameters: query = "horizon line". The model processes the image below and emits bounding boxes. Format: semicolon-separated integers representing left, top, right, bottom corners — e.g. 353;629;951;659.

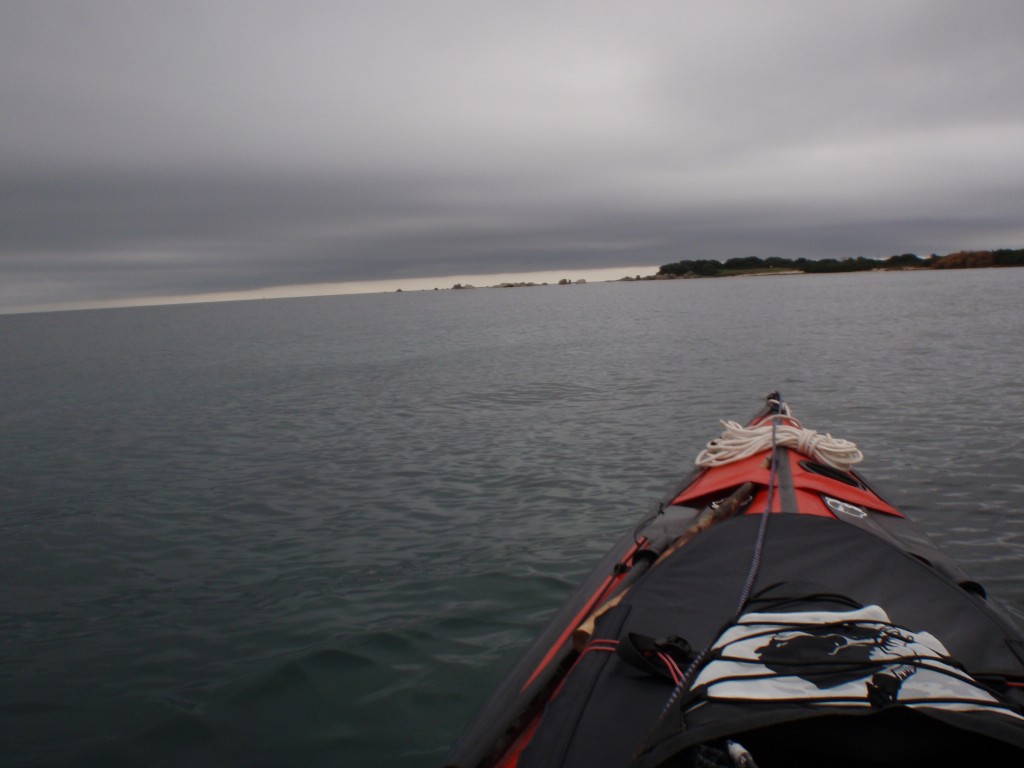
1;265;661;316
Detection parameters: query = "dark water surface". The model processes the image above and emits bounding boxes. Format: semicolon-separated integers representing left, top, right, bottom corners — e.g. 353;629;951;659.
2;269;1023;766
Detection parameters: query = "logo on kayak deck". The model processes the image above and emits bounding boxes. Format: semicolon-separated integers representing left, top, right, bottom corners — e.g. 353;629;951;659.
755;621;916;706
824;496;866;518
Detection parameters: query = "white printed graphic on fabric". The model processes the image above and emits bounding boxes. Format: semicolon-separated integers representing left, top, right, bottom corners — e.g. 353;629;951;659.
690;605;1023;719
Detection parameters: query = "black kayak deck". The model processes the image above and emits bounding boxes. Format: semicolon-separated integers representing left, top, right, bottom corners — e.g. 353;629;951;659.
518;513;1024;767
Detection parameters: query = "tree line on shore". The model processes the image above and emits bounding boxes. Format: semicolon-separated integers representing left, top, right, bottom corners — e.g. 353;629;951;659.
657;248;1024;278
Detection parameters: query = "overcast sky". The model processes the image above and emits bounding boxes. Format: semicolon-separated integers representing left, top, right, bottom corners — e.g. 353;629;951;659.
3;1;1024;311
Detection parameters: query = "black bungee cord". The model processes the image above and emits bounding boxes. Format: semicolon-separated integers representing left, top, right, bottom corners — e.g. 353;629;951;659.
632;394;785;766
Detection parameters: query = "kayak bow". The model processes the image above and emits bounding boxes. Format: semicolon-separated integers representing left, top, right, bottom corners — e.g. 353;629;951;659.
444;394;1024;767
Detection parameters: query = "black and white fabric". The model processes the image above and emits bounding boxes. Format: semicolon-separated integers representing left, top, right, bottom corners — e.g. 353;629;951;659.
689;605;1024;719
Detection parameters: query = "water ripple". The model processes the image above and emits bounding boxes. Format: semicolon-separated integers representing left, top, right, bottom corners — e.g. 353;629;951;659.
1;272;1022;766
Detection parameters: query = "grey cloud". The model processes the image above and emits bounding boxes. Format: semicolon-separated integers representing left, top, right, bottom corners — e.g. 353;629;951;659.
2;1;1024;310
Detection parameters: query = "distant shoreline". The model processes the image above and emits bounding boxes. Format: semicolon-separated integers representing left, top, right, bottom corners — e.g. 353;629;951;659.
425;248;1024;292
651;248;1024;280
5;250;1021;315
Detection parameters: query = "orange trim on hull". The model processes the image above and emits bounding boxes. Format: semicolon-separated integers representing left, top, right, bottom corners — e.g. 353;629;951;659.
518;539;644;693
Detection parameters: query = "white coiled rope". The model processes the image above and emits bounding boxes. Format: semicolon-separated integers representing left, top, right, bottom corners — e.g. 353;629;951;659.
695;414;864;470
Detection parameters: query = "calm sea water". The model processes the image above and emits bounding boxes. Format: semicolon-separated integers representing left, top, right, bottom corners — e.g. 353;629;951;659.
2;269;1023;767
